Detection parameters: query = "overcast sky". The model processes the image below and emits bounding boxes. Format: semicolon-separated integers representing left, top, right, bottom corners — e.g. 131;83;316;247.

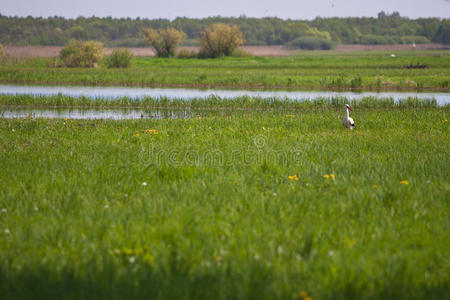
1;0;449;20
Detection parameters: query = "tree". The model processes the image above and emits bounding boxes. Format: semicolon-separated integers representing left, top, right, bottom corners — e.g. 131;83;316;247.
435;20;450;44
199;23;244;58
142;28;185;57
60;39;105;67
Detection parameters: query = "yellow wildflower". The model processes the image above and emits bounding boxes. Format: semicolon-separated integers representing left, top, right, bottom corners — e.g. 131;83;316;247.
443;119;447;123
304;297;312;300
288;175;299;181
329;174;335;180
144;129;158;135
286;114;295;117
134;133;140;137
372;185;378;189
400;180;409;185
216;256;222;262
123;248;133;255
299;291;308;298
323;174;330;179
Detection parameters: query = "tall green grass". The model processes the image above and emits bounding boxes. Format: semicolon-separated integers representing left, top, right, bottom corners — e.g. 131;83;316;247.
0;94;440;110
0;105;449;299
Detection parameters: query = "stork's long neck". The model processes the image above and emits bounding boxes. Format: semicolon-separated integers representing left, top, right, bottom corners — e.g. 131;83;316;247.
345;107;349;119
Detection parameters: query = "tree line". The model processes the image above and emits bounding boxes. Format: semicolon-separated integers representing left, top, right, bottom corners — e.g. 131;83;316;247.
0;12;448;46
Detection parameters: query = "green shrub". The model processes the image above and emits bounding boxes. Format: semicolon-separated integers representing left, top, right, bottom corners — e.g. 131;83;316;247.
285;37;334;50
60;40;105;68
359;35;431;45
400;36;431;44
359;35;392;45
231;48;251;57
176;49;198;59
106;48;134;68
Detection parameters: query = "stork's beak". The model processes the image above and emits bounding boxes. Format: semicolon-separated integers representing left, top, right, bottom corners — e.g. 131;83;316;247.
347;106;353;111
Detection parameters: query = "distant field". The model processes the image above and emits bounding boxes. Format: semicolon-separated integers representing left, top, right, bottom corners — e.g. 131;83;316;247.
0;50;449;91
3;44;448;58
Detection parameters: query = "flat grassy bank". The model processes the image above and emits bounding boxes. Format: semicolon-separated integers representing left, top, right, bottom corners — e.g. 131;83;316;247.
1;50;449;91
0;100;449;299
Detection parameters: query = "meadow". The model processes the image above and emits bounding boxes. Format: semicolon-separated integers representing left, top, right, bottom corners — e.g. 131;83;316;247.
1;50;449;91
0;94;449;299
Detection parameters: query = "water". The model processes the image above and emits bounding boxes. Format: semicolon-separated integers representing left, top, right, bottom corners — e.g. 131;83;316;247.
0;108;191;120
0;85;448;105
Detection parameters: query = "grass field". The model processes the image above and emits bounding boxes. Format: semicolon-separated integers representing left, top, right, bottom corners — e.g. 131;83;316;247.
1;50;449;91
0;95;449;299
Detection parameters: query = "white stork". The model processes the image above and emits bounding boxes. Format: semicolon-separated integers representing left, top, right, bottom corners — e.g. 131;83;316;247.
342;104;355;130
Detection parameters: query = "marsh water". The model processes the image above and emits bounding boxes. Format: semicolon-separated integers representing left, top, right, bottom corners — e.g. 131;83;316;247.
1;85;449;104
0;85;448;119
0;107;192;120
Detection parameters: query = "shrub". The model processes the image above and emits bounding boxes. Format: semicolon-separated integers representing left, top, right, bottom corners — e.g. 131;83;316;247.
176;49;198;59
359;35;391;45
60;40;105;67
142;28;185;57
359;35;430;45
106;48;134;68
198;24;244;58
285;37;334;50
400;36;430;44
231;48;251;57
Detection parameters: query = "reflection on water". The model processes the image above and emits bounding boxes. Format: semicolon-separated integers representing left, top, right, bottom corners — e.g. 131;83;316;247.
0;85;448;105
0;108;191;120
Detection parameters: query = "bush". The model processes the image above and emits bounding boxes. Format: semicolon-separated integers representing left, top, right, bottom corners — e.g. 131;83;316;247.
231;48;251;57
142;28;185;57
199;24;244;58
285;37;334;50
106;48;134;68
60;40;105;67
400;36;430;44
176;49;198;59
359;35;431;45
359;35;392;45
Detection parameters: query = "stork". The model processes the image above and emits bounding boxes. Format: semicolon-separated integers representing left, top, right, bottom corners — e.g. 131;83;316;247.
342;104;355;130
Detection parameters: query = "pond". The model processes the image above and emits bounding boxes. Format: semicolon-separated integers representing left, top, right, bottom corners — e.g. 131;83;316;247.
1;85;449;105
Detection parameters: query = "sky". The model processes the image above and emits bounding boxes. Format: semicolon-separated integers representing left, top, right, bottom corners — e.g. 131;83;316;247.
1;0;449;20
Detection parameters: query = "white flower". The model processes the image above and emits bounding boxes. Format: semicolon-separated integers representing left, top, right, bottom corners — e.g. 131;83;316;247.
129;256;136;263
104;205;109;209
328;250;335;257
4;229;10;234
34;207;39;211
1;208;6;213
142;182;147;186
